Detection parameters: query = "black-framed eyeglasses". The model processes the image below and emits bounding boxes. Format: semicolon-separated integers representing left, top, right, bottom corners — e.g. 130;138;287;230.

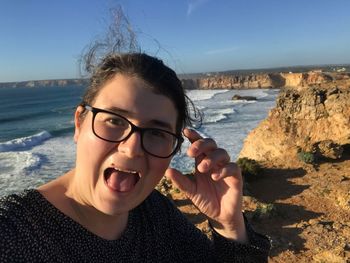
83;105;184;158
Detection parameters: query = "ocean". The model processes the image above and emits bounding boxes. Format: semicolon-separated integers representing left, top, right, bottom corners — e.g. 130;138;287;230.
0;85;279;197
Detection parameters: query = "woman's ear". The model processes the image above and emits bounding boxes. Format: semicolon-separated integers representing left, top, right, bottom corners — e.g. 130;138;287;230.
74;106;85;143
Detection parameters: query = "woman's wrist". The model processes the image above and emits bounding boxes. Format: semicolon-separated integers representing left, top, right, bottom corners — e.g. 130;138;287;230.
209;213;248;243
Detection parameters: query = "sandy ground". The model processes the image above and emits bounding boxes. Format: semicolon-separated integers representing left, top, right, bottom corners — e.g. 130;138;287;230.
161;150;350;262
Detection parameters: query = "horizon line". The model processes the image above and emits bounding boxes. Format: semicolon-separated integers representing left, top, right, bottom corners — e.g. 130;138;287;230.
1;63;349;84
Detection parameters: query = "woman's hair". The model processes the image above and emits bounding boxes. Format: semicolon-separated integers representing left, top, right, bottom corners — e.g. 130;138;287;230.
80;52;200;134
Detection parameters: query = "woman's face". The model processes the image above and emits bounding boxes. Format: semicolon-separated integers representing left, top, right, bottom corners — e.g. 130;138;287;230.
73;74;178;215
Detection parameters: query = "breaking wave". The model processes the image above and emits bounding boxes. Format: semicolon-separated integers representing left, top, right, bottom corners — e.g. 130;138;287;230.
0;131;52;152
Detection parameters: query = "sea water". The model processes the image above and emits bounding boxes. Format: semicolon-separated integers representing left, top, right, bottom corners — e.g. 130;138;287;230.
0;86;278;196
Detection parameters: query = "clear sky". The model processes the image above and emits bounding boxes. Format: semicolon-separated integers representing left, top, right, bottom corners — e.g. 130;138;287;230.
1;0;350;82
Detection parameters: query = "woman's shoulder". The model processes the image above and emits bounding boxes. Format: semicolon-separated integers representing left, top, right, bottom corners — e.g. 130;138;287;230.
0;189;44;223
0;190;51;260
0;189;36;209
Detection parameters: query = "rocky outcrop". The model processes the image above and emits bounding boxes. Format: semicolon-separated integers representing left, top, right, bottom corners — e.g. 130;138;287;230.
2;72;349;90
232;95;257;101
239;85;350;166
280;72;334;87
196;73;286;89
181;73;286;89
181;72;350;90
317;140;344;159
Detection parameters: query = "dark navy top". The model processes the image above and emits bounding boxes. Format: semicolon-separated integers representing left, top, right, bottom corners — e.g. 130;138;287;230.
0;189;270;262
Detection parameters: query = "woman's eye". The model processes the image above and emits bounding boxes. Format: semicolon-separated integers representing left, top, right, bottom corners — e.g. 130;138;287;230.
107;118;126;127
150;129;167;138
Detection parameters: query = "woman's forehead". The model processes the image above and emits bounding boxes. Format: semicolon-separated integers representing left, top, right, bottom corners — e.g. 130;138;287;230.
93;75;178;130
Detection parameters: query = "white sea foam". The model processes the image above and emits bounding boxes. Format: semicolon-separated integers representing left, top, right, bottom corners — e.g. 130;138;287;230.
204;108;235;124
187;89;229;101
0;131;52;152
0;152;43;176
0;135;76;196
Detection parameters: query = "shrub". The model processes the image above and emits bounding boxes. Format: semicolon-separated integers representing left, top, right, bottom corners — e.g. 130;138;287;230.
237;157;262;181
297;150;316;164
253;203;277;219
156;177;172;196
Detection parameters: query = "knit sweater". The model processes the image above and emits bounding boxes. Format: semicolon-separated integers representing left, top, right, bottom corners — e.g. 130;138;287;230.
0;189;270;262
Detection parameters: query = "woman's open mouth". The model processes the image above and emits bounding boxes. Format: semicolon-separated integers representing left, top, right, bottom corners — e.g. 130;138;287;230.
104;167;140;193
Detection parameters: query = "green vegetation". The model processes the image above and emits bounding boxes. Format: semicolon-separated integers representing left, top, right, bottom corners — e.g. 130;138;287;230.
253;203;278;219
237;157;262;181
297;150;316;164
156;177;172;196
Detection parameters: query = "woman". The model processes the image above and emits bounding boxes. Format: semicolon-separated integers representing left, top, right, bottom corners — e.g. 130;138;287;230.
0;53;270;262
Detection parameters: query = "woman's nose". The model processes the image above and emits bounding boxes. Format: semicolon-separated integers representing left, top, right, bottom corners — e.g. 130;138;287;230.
117;131;144;158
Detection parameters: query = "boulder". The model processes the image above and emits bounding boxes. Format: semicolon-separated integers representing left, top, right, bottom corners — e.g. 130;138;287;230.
232;95;257;101
316;140;343;159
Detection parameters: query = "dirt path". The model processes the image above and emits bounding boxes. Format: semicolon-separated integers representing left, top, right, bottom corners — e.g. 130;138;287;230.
248;156;350;262
164;152;350;262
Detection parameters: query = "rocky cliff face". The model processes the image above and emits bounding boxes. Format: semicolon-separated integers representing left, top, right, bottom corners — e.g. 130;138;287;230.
182;72;350;90
2;72;349;90
182;73;283;89
239;84;350;166
195;73;285;89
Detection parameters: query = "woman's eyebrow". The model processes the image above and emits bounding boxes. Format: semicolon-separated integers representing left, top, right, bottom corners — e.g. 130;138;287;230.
105;106;174;131
148;119;173;131
105;106;130;115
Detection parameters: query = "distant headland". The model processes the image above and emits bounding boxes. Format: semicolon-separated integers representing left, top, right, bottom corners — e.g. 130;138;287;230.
0;64;349;89
0;78;89;89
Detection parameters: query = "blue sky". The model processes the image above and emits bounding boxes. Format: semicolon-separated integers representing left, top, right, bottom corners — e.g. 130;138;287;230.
1;0;350;82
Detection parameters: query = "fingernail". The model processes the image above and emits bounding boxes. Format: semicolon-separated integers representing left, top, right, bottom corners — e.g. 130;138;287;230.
202;162;208;170
211;173;220;181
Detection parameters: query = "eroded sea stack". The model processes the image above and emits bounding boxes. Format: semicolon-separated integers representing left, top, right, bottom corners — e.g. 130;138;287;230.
239;74;350;167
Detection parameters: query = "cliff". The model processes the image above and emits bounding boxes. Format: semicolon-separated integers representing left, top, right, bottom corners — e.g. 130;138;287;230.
2;71;349;90
236;72;350;261
239;84;350;166
0;78;89;88
181;72;350;90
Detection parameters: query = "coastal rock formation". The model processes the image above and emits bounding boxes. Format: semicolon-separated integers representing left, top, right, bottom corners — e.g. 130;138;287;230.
239;85;350;166
232;95;257;101
2;71;349;90
195;73;286;89
280;72;334;87
317;140;344;159
181;72;350;90
0;79;89;88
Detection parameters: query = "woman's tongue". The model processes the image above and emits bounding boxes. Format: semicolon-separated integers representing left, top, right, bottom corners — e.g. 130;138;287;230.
105;168;138;192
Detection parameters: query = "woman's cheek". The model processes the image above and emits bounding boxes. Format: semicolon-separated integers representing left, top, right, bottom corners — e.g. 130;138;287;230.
77;129;106;171
150;158;171;181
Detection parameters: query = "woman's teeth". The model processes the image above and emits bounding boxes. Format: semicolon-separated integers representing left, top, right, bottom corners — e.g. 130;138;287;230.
113;167;139;175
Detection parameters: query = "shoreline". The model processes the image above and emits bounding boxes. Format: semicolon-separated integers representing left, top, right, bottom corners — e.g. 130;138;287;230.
1;69;349;90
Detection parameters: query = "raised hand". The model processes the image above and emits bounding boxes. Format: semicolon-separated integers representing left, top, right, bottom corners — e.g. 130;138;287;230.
165;128;247;242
